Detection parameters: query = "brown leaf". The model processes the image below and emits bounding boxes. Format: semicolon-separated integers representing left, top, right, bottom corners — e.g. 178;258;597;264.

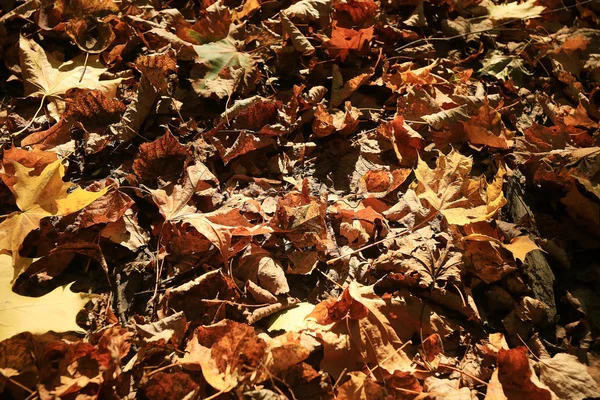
537;353;600;399
181;320;267;392
257;256;290;295
21;89;126;153
162;270;239;324
65;17;116;53
336;371;388;400
133;130;190;181
462;102;514;149
136;52;178;93
74;179;133;229
358;168;412;198
142;371;200;400
323;24;374;62
377;115;425;166
308;282;414;375
311;102;361;138
331;65;375;108
333;0;378;29
497;347;554;400
209;130;275;164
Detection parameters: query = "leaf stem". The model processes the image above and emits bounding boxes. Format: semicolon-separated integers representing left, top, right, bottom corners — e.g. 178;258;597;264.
11;95;46;137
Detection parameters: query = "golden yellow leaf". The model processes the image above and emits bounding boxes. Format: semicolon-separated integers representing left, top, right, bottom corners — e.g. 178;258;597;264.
503;235;541;263
0;254;90;341
414;151;506;225
0;160;107;277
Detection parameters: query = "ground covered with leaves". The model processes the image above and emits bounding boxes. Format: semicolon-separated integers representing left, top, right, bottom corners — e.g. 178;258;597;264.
0;0;600;398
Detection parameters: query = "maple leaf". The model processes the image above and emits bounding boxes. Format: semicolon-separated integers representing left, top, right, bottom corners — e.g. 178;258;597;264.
190;24;257;99
323;24;374;62
180;320;267;392
480;50;532;86
503;235;541;263
19;36;122;119
0;254;90;341
414;151;507;226
0;160;108;277
306;281;414;376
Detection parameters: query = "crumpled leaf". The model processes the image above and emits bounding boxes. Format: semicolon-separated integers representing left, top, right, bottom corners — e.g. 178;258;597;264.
0;254;89;341
537;353;600;400
180;320;267;392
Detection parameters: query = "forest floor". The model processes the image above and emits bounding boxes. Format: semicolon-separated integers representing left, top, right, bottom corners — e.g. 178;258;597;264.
1;0;600;398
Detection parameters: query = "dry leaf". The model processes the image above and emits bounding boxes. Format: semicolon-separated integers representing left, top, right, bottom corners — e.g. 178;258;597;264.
0;160;107;277
0;254;89;341
503;236;541;263
19;36;122;119
487;0;545;22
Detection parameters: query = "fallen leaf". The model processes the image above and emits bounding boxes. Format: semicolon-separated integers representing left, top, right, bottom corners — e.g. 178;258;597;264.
503;236;541;263
191;25;257;99
0;254;89;341
487;0;545;22
497;347;554;400
0;160;108;277
19;36;122;119
414;151;507;225
323;24;374;62
537;353;600;400
133;129;190;181
181;320;267;392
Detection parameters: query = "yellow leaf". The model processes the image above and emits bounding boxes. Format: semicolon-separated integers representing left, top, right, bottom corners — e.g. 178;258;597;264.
0;160;107;277
414;151;506;225
267;302;316;332
19;36;122;119
0;254;90;341
503;235;541;263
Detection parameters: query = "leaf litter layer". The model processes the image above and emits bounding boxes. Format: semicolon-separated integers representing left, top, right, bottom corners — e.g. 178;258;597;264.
1;0;600;398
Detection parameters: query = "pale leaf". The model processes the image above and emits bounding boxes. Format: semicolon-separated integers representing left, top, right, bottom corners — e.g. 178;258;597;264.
0;255;90;341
